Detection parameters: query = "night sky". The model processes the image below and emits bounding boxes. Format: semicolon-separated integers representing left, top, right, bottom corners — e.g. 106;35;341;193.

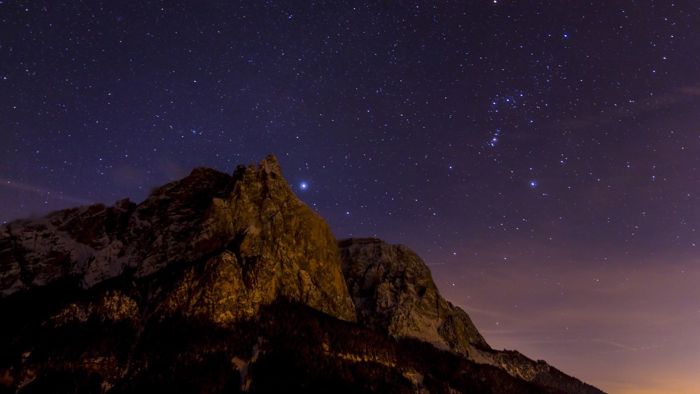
2;1;699;392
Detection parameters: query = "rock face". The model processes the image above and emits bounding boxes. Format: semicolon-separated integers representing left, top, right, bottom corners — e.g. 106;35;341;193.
0;155;603;394
0;155;356;323
339;238;603;394
339;238;489;353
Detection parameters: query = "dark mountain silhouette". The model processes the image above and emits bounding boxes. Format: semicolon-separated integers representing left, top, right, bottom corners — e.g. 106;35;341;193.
0;155;604;394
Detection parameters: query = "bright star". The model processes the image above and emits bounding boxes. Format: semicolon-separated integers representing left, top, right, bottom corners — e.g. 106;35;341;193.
299;181;309;190
529;180;538;188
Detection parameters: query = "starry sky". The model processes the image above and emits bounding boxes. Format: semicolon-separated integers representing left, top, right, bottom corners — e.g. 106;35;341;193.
1;1;699;392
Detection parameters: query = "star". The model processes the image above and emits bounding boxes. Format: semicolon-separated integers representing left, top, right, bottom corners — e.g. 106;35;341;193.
1;3;696;390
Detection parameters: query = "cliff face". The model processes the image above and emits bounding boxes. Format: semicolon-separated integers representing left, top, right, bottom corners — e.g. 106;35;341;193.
0;156;603;394
339;238;489;353
0;155;356;324
339;238;603;394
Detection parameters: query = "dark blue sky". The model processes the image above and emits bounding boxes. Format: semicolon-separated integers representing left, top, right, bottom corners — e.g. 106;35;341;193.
2;2;699;392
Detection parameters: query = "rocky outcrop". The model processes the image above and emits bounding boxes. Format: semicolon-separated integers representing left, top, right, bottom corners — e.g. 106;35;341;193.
339;238;488;352
0;155;356;323
467;348;604;394
339;238;603;394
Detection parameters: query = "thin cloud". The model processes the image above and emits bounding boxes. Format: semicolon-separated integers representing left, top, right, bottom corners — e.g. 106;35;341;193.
558;83;700;131
0;177;93;205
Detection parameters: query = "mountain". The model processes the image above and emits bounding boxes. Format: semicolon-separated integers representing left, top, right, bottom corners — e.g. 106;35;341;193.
339;238;603;394
0;155;604;394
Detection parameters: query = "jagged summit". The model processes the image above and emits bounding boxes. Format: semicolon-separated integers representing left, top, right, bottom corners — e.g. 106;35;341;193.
0;155;355;321
0;156;603;394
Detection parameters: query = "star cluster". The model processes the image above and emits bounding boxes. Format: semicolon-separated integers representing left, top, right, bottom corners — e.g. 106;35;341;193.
1;2;699;392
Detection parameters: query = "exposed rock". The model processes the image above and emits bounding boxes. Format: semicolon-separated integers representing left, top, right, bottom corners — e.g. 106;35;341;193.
0;155;603;394
0;155;356;323
339;237;603;394
339;238;488;352
468;348;604;394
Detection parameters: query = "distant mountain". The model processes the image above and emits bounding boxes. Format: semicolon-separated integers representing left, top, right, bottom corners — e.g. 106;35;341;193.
0;155;604;393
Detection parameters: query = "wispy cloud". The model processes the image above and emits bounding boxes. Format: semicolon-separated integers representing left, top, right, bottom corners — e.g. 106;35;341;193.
558;83;700;131
0;177;93;205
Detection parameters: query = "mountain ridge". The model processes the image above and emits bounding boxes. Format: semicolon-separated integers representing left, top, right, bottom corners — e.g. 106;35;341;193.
0;155;604;394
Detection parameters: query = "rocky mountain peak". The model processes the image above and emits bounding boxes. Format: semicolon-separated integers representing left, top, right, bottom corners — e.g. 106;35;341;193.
0;156;603;394
259;153;284;175
0;155;356;322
